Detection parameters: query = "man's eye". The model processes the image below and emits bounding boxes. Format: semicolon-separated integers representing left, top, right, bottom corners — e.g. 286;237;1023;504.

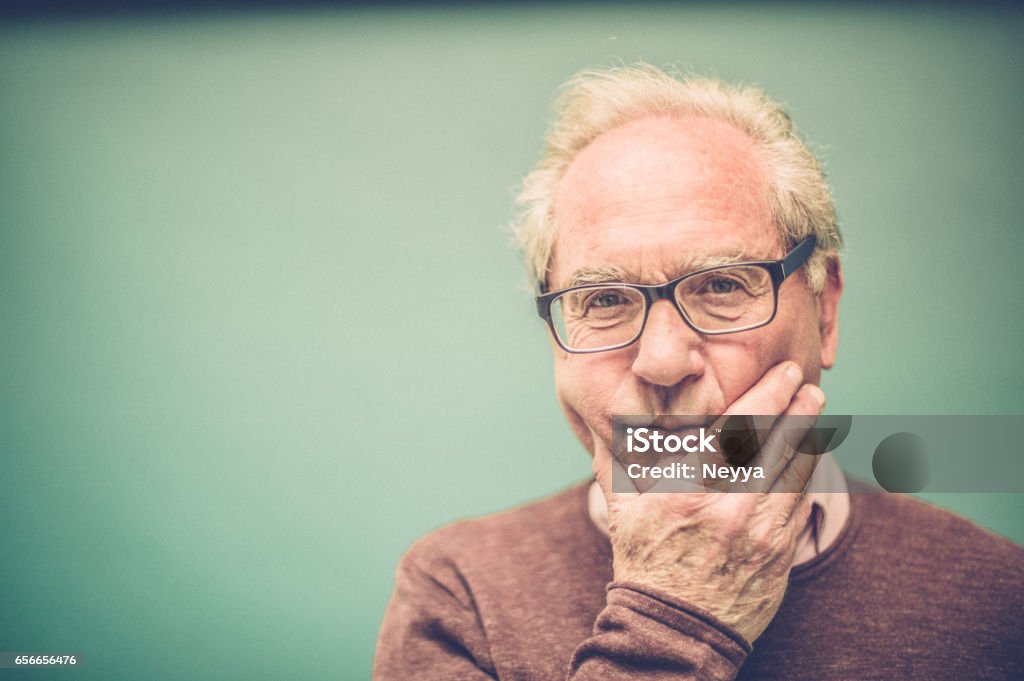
705;278;743;295
591;292;627;308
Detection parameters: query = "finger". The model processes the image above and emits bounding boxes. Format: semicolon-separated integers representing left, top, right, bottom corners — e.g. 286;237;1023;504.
708;363;804;458
721;361;805;419
592;439;614;498
702;383;824;497
768;385;828;501
592;439;640;500
702;374;818;493
754;384;825;485
772;443;820;498
759;491;814;554
785;493;814;529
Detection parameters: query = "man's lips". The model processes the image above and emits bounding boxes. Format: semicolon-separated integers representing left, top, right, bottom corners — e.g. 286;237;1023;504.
613;414;718;443
614;414;716;428
648;415;715;430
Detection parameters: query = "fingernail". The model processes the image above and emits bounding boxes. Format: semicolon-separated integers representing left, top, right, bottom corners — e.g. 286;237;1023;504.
785;362;803;384
807;384;826;408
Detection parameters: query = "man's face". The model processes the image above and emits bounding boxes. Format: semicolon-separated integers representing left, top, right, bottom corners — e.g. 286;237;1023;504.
547;115;841;455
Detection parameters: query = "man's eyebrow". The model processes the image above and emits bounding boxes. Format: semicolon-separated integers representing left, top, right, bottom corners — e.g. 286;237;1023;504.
564;265;636;288
563;249;769;289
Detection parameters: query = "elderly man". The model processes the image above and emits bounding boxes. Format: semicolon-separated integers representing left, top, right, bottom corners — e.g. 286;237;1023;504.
374;64;1023;680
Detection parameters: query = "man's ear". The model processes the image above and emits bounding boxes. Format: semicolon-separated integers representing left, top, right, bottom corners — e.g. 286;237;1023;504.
817;256;843;370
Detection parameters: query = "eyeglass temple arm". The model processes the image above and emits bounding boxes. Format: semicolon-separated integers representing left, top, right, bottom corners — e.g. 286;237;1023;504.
535;283;552;318
780;234;818;280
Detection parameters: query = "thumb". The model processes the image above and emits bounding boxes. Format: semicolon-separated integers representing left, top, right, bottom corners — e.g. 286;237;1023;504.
592;438;640;503
592;439;614;498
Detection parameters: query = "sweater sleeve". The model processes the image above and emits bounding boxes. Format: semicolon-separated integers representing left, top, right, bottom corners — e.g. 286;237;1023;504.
568;582;751;680
376;541;751;681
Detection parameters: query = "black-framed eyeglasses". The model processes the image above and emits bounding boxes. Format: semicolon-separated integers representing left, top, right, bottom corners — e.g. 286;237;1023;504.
535;234;817;353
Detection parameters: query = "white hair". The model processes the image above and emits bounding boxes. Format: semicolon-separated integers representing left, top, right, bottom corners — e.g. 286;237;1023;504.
512;63;843;292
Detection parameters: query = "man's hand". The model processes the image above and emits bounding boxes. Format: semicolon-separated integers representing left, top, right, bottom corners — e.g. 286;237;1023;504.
592;361;827;644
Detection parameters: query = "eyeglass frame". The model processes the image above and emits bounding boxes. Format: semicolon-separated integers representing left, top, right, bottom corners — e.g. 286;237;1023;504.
535;234;818;354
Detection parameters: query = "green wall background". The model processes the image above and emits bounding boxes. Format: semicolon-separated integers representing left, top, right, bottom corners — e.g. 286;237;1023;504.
1;5;1022;679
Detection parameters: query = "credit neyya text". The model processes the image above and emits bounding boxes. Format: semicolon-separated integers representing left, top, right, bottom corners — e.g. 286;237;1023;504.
623;427;765;484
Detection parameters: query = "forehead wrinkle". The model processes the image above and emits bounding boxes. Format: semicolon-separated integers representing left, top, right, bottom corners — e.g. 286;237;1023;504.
671;247;778;276
561;245;783;291
554;116;772;228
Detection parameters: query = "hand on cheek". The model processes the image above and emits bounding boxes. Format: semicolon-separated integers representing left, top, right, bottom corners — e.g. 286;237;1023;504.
592;359;827;644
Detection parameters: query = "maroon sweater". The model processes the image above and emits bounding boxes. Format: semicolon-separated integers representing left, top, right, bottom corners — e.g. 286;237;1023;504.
375;481;1024;680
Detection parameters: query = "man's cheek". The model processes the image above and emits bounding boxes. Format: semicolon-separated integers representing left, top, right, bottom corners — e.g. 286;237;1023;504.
773;324;822;385
557;376;607;427
556;366;616;441
706;344;773;406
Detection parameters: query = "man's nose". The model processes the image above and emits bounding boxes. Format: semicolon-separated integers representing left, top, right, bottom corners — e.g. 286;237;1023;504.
631;299;706;387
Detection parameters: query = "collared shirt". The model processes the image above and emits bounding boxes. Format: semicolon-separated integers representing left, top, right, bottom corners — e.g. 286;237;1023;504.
587;452;850;566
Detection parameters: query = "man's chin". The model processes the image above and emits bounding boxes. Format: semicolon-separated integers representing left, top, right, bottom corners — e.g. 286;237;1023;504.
611;413;719;429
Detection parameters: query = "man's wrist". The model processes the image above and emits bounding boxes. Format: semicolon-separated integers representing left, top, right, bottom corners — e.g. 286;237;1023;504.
606;581;754;654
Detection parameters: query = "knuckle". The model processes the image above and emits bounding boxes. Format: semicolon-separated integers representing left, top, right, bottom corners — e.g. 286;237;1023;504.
749;532;776;556
711;511;747;539
765;385;791;413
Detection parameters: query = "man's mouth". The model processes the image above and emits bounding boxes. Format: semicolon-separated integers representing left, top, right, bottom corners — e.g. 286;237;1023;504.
616;414;715;428
613;415;719;444
647;415;715;431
